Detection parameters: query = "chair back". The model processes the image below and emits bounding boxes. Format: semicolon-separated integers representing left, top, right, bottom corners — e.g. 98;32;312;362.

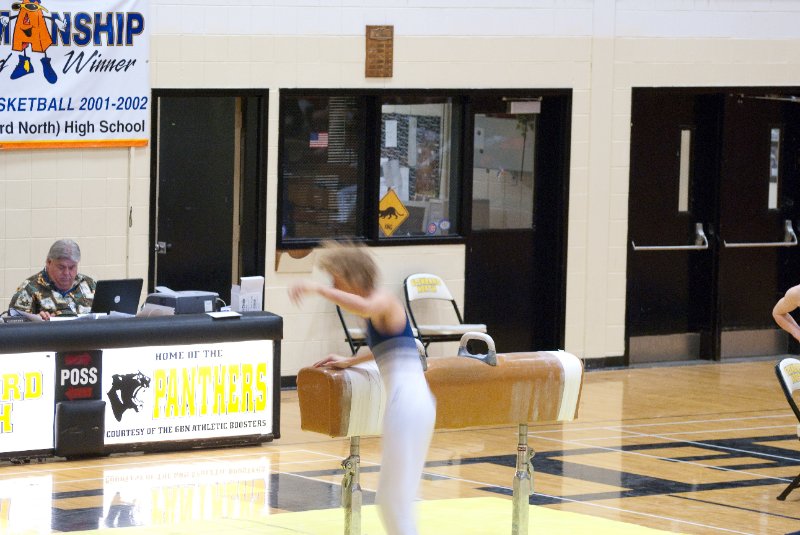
404;273;455;302
336;305;367;355
775;357;800;422
403;272;486;351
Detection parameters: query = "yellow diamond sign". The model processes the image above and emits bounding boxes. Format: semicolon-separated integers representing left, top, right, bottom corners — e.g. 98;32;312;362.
378;189;408;237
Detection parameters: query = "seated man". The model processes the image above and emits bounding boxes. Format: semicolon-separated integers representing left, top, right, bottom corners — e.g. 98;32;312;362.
9;239;96;320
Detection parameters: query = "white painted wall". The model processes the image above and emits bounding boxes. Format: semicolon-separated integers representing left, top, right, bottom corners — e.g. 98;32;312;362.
2;1;800;374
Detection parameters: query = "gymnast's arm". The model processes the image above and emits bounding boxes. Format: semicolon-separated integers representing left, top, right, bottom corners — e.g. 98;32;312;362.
773;285;800;342
289;278;405;334
313;352;374;369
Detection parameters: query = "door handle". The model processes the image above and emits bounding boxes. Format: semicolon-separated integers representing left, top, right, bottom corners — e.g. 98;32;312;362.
722;219;798;248
631;222;709;252
155;241;172;254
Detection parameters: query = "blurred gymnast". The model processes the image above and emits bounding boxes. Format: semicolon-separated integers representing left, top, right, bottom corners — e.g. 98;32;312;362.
773;283;800;342
289;241;435;535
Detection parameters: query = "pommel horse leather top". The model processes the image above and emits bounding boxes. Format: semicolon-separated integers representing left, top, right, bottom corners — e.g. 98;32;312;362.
297;348;583;438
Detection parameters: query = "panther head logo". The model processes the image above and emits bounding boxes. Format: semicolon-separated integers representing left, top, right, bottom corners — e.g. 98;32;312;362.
106;371;151;422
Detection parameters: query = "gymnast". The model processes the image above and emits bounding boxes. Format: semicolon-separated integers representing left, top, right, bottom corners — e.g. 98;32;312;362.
289;241;435;535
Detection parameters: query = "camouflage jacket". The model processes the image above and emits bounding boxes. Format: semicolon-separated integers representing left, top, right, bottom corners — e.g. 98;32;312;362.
9;269;97;317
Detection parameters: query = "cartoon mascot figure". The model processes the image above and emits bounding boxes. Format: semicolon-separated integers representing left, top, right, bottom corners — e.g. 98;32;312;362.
0;0;66;84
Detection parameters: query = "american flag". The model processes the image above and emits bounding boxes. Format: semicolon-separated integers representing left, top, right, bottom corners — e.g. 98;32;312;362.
309;132;329;148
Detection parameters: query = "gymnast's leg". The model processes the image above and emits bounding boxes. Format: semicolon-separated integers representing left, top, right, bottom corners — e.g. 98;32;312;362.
376;378;435;535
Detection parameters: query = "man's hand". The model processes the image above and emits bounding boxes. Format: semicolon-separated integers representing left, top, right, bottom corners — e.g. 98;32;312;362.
38;311;51;321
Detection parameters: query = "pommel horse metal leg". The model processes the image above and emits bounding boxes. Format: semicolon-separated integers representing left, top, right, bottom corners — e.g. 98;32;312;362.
512;424;534;535
341;436;362;535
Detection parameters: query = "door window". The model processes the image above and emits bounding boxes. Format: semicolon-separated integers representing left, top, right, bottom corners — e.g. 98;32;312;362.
679;128;692;212
472;109;537;230
769;127;781;210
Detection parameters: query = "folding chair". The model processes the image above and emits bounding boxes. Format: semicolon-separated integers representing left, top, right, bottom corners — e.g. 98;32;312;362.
337;305;422;356
403;273;487;350
336;305;368;355
775;357;800;500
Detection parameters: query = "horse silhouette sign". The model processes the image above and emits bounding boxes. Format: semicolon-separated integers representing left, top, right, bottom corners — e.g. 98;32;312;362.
378;188;408;237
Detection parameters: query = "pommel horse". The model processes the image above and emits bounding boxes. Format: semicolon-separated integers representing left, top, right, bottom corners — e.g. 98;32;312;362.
296;333;583;535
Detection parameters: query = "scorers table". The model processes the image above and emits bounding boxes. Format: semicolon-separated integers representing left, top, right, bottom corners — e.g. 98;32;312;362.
0;311;281;461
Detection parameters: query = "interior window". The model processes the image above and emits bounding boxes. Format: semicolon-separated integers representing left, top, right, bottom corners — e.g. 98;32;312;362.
278;91;463;247
280;95;365;241
378;98;461;239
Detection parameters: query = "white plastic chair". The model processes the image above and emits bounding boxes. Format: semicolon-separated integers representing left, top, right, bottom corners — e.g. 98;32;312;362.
403;273;487;350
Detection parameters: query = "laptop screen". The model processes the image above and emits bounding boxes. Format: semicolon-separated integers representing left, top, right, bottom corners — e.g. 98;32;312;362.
91;279;144;315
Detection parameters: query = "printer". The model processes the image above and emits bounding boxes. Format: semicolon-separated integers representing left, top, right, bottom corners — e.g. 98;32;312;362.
144;286;219;314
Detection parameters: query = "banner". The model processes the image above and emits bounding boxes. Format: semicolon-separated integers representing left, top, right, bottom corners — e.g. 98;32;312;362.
0;0;149;149
0;352;55;454
102;340;274;445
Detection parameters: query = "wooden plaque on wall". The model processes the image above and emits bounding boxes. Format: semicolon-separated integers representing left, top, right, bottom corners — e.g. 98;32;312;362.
366;25;393;78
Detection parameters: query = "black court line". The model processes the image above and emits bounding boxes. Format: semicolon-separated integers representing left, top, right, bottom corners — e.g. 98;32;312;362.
416;434;800;505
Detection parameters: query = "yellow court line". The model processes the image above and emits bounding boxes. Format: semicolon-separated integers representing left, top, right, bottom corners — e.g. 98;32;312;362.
64;497;682;535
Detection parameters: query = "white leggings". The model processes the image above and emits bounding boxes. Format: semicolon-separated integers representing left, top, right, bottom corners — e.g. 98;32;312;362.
375;362;436;535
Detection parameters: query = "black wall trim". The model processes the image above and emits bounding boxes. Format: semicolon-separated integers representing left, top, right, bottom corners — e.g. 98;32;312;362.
583;356;626;371
281;376;298;389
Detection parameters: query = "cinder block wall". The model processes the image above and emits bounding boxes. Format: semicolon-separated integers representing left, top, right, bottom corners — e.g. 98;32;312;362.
3;2;800;374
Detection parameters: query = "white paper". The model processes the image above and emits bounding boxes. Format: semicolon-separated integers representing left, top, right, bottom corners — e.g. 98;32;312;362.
231;276;264;312
207;311;241;319
9;308;43;322
154;286;178;296
136;302;175;317
385;120;397;148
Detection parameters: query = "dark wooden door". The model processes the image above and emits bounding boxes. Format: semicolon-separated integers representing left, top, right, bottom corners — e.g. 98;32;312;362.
627;88;800;362
716;93;800;357
464;93;570;352
627;90;720;362
153;96;235;302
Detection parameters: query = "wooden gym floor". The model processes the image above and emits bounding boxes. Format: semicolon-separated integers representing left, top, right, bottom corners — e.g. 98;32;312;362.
1;358;799;534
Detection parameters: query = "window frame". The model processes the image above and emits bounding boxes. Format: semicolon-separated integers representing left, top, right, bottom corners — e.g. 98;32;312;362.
277;88;468;249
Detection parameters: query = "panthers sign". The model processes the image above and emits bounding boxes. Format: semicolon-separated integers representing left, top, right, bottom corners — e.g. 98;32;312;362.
102;340;273;445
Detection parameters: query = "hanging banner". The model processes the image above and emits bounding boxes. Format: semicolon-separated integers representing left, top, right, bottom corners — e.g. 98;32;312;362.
0;0;149;150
